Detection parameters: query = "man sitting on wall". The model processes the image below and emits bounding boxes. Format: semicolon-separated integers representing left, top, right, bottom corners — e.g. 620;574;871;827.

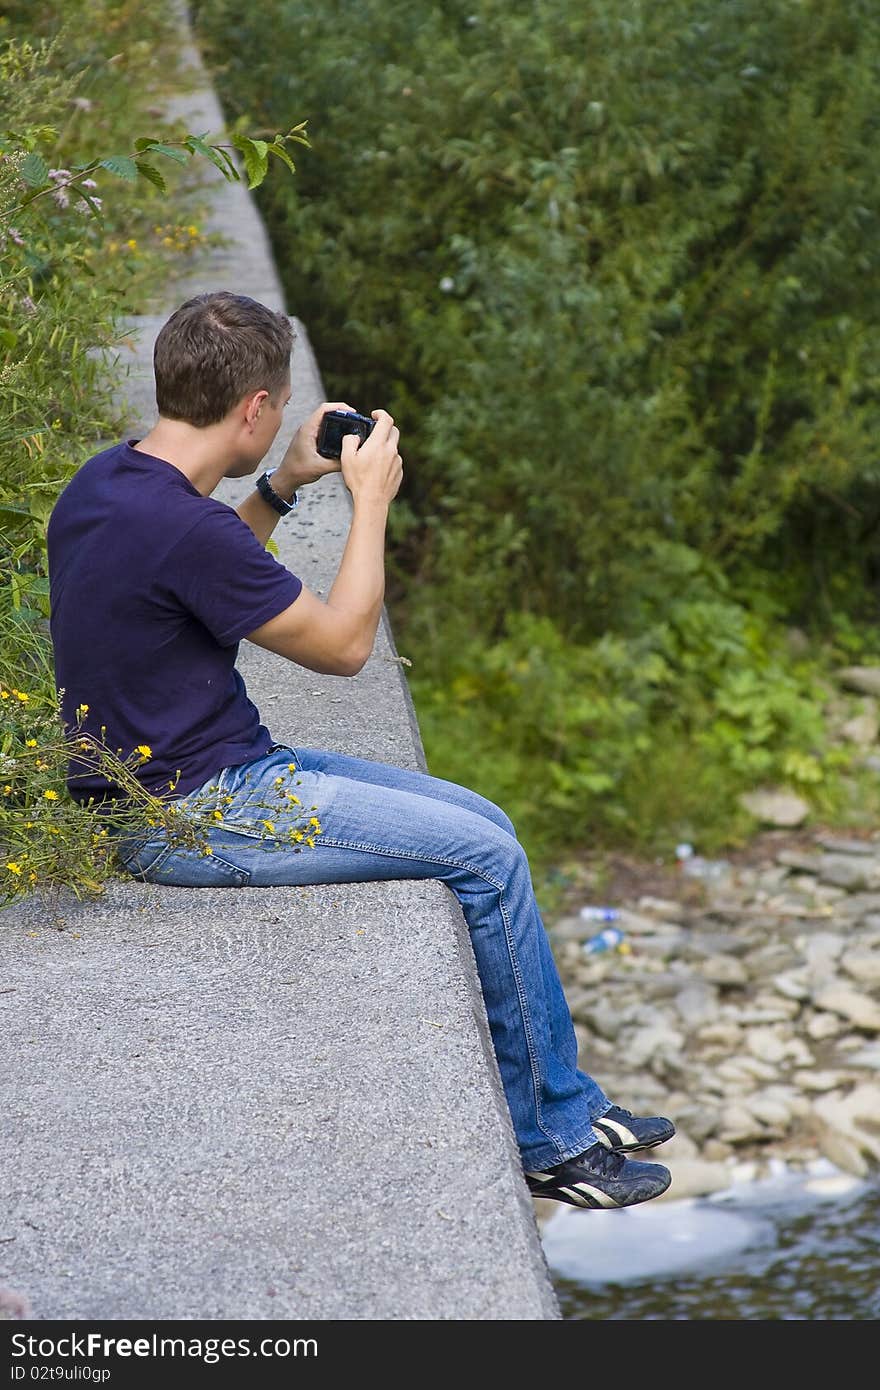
47;290;675;1210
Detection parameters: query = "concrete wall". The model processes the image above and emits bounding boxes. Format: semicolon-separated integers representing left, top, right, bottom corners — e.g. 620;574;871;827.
0;4;560;1320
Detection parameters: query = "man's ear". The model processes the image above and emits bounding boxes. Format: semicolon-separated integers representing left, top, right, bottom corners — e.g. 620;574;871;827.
244;388;270;430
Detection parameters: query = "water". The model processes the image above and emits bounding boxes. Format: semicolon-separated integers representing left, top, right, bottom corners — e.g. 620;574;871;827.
541;1164;880;1320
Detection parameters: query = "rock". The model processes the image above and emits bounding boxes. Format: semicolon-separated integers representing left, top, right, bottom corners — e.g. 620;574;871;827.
718;1104;769;1143
697;955;749;987
794;1069;853;1092
745;1091;795;1127
816;834;880;856
840;711;879;746
776;848;823;873
773;971;811;1000
815;1083;880;1162
636;896;684;920
815;1125;870;1178
806;1011;845;1040
551;826;880;1192
845;1043;880;1069
817;854;879;891
840;947;880;987
738;788;810;827
745;1028;789;1065
658;1157;731;1200
812;984;880;1032
835;665;880;697
674;981;719;1028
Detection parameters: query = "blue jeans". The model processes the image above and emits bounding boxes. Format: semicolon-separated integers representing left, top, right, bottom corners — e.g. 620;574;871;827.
112;744;609;1169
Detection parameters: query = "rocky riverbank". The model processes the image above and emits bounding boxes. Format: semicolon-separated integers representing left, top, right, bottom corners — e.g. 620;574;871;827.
543;828;880;1206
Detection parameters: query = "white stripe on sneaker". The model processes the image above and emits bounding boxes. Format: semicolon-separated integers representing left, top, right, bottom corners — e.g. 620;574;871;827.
571;1181;620;1208
595;1117;637;1147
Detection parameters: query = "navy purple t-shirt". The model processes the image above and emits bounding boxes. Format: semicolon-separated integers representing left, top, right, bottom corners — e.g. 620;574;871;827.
47;440;302;804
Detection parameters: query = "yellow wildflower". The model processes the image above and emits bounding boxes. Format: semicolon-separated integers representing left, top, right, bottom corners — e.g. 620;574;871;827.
136;744;152;760
306;836;315;849
261;819;275;834
309;816;321;829
13;689;29;702
212;810;223;821
126;238;137;250
76;703;89;717
5;862;22;875
25;738;37;747
287;793;300;805
43;789;59;800
287;762;297;772
0;689;8;699
274;776;284;787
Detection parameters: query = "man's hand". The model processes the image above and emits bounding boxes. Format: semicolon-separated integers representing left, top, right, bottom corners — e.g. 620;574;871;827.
273;399;358;491
340;409;403;510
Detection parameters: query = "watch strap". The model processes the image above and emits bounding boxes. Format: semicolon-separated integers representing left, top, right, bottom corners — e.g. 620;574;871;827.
256;469;298;516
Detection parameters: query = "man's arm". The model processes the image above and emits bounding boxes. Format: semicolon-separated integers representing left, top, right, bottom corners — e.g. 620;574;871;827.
245;410;403;676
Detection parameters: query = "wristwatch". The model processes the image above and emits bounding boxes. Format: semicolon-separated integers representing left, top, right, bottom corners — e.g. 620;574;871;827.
256;468;298;516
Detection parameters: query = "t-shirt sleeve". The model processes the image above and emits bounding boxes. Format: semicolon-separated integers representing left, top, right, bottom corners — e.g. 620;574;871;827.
163;504;303;646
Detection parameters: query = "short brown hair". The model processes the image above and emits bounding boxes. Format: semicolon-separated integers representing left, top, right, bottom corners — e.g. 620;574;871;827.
153;291;294;426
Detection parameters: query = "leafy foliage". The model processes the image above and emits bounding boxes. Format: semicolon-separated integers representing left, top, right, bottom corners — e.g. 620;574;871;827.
192;0;880;871
0;0;306;906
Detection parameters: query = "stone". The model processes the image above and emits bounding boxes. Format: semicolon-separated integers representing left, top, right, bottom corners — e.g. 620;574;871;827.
674;981;719;1029
816;834;880;856
812;984;880;1032
773;971;811;1000
840;947;880;987
697;955;749;987
817;855;878;891
814;1125;870;1178
745;1028;789;1064
840;711;879;745
794;1069;853;1092
636;896;684;919
660;1157;731;1200
835;665;880;697
806;1012;844;1040
738;788;810;827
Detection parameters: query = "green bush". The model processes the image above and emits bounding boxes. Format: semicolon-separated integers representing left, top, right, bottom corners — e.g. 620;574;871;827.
0;1;306;906
190;0;880;877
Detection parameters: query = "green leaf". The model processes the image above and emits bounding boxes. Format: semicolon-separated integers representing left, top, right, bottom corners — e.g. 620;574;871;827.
20;151;48;187
134;160;167;193
183;135;236;180
268;141;296;175
134;137;163;151
0;329;18;351
99;155;139;182
0;504;33;524
143;142;188;164
233;135;269;189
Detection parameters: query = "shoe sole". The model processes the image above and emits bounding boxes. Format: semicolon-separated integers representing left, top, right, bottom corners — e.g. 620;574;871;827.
526;1170;672;1209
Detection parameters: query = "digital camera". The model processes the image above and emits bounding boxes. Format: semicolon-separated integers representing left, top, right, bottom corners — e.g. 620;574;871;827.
316;409;375;460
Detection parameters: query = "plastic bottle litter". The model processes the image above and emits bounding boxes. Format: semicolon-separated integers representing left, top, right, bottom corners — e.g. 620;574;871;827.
578;905;620;922
674;842;731;882
581;926;626;955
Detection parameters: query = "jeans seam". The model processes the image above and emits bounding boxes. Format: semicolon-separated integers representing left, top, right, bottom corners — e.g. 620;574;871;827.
318;834;569;1156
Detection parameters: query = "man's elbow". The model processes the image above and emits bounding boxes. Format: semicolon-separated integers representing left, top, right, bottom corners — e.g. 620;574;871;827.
337;639;372;676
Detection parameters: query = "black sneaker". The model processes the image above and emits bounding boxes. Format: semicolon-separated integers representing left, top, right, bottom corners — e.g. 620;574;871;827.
525;1142;671;1209
592;1105;675;1153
